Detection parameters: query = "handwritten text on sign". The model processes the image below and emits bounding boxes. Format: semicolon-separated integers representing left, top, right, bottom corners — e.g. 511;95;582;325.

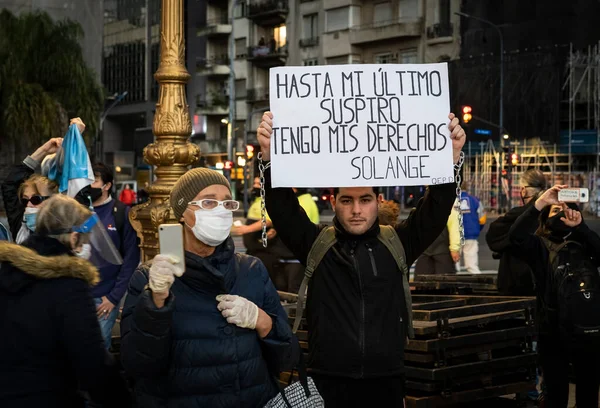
268;63;453;188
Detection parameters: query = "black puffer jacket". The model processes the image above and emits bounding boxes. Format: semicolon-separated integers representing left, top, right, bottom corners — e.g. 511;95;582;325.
264;167;456;378
120;237;297;408
0;235;131;408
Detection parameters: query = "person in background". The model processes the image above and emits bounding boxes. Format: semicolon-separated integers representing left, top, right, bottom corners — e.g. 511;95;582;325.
509;186;600;408
75;163;140;349
378;199;401;226
1;118;84;244
486;169;547;295
293;188;320;225
119;184;136;206
0;195;131;408
459;182;486;274
120;168;296;408
414;201;461;276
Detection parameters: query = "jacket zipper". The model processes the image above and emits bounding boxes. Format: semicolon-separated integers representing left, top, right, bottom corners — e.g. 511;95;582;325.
367;245;378;277
350;246;365;378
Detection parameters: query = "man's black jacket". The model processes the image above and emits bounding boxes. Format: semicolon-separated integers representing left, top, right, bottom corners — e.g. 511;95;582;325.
486;202;537;295
264;167;456;379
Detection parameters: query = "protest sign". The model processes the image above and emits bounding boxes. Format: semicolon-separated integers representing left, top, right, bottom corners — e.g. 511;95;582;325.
268;63;453;188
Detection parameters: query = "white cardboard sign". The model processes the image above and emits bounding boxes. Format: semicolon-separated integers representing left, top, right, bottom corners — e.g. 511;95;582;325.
268;63;454;188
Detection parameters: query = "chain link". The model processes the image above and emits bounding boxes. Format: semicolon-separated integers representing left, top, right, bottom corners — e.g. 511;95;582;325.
454;151;466;248
257;152;271;248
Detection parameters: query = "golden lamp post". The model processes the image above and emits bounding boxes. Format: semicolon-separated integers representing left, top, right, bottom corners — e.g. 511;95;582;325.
130;0;200;262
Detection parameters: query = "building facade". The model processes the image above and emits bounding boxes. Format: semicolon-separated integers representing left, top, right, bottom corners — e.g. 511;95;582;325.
195;0;461;163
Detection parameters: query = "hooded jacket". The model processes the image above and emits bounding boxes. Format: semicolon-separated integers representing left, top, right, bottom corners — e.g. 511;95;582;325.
0;235;131;408
120;237;297;408
263;167;457;379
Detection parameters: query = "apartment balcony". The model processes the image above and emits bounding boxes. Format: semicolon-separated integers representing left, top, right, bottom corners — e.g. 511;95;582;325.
426;22;454;40
196;96;229;116
247;45;288;68
299;37;319;48
247;0;289;27
349;18;422;45
197;16;232;37
196;56;231;77
247;87;270;103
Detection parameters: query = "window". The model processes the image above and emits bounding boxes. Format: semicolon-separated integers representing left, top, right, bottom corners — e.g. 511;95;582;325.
234;1;247;18
304;58;318;66
235;38;246;58
399;0;419;18
274;25;287;48
235;79;246;100
374;2;392;26
303;14;318;39
375;53;394;64
436;0;450;24
399;49;418;63
326;56;349;65
326;7;350;32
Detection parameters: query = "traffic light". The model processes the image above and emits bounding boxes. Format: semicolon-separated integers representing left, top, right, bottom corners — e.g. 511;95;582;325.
246;144;255;159
224;160;233;170
511;152;519;166
461;105;472;123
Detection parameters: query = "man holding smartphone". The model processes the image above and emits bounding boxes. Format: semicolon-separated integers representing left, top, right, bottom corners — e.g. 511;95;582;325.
120;168;297;408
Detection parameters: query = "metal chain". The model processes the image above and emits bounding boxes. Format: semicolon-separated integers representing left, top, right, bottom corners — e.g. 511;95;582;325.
257;152;271;248
454;151;466;248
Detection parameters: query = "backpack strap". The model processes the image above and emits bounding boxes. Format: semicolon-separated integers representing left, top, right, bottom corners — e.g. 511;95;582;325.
293;226;337;333
377;225;414;339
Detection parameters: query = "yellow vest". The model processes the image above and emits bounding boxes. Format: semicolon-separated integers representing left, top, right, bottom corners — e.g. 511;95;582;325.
247;197;271;221
298;193;320;224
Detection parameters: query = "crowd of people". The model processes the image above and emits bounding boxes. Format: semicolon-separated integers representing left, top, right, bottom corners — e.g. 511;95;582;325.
0;111;598;408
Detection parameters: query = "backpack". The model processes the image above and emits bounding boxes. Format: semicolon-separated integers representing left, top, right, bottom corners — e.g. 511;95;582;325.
544;239;600;339
292;225;409;333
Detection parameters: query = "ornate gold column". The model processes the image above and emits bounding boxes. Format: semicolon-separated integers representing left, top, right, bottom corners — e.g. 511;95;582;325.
130;0;200;262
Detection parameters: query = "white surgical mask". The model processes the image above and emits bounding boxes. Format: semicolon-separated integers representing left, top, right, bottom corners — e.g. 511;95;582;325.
75;243;92;260
186;206;233;247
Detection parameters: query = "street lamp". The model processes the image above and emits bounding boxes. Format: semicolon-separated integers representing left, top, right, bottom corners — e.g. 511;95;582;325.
456;11;506;211
455;12;504;142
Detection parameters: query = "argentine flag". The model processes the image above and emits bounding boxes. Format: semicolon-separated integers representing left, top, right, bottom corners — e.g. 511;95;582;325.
42;124;95;197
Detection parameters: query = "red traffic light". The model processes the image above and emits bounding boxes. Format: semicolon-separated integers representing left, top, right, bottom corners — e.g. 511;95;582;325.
224;160;233;170
246;145;254;158
462;106;472;114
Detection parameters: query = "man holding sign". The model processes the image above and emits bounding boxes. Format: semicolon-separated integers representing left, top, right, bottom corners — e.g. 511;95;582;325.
258;63;465;405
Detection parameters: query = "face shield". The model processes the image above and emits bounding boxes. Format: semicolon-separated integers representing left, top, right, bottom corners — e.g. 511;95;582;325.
72;213;123;267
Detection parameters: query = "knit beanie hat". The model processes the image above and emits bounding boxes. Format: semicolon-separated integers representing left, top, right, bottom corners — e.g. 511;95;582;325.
170;168;230;220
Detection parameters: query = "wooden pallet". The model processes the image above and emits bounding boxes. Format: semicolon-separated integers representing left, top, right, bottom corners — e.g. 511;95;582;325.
411;274;500;294
280;292;537;403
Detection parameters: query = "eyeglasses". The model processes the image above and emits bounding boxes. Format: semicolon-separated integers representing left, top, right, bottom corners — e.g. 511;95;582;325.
21;195;50;207
188;199;239;211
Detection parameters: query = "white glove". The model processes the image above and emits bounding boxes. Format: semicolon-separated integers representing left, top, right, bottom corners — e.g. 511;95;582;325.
216;294;259;329
148;255;183;293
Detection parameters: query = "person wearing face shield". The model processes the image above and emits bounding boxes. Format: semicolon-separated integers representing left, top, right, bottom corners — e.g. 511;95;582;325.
509;185;600;408
486;169;548;295
119;168;297;408
0;195;131;408
74;162;140;350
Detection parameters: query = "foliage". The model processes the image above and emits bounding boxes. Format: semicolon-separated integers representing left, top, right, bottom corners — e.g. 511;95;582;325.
0;9;103;152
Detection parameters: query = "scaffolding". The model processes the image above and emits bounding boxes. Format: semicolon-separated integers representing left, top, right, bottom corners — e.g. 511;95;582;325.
462;43;600;215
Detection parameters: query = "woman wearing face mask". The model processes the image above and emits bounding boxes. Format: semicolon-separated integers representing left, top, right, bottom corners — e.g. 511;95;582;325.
1;118;85;244
509;185;600;408
0;194;131;408
120;168;298;408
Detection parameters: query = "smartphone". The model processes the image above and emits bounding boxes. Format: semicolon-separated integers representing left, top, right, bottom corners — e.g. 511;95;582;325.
158;224;185;274
558;188;589;203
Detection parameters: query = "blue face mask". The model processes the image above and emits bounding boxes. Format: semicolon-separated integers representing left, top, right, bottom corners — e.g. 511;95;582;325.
23;208;39;232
